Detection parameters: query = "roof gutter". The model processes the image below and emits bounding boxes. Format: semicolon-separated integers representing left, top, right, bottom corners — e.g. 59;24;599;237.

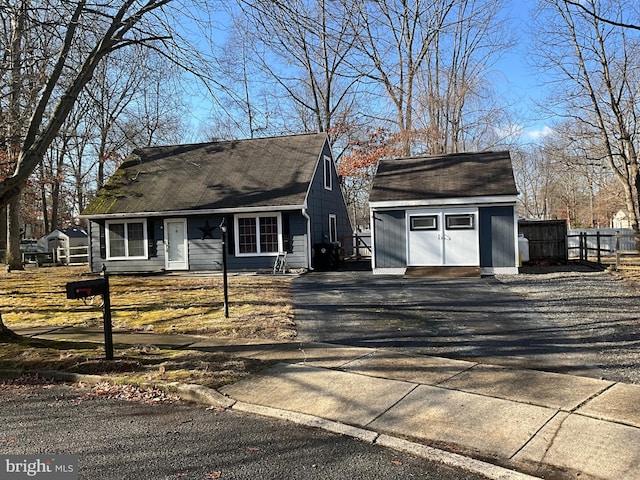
369;195;518;210
80;204;306;220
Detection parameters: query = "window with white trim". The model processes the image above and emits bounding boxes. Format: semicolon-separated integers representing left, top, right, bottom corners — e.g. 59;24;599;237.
105;219;148;259
329;214;338;243
324;155;332;190
410;215;438;231
445;214;475;230
235;214;282;255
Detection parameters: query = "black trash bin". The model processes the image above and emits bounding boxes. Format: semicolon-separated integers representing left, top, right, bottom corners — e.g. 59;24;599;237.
313;242;341;271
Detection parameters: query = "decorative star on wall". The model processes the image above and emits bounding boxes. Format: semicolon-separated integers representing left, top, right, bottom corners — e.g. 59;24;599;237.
198;220;216;240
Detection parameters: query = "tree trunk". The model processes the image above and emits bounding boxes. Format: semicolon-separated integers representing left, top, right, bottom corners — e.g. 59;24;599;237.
5;195;23;270
0;311;20;341
39;161;50;234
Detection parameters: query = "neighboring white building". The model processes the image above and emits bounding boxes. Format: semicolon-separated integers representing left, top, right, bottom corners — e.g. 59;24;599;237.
39;227;88;265
612;210;632;229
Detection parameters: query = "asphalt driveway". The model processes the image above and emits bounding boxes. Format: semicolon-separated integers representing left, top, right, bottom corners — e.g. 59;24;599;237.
292;266;622;378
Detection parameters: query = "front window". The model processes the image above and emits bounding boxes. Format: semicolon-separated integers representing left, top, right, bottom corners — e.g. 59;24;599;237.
106;220;147;259
235;214;282;255
260;216;279;252
238;217;257;254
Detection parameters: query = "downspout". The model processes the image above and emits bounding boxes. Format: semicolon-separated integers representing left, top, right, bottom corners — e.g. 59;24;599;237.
87;221;94;273
302;208;313;271
370;208;376;271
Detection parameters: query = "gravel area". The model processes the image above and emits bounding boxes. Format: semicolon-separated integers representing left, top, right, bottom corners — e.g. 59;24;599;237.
295;264;640;385
496;266;640;385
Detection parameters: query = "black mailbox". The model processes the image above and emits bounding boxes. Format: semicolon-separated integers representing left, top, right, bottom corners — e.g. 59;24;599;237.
66;278;107;299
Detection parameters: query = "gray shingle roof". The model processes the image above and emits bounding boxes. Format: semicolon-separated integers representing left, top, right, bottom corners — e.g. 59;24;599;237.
60;227;87;238
82;133;327;216
369;151;518;204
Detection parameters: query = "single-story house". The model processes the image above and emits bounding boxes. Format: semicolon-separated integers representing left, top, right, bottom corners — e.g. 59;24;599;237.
80;133;352;273
369;151;519;275
38;227;89;264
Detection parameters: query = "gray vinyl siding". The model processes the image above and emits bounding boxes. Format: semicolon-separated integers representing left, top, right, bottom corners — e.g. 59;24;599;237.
187;217;222;270
282;214;307;268
91;212;311;273
373;210;407;268
306;141;353;257
479;206;516;268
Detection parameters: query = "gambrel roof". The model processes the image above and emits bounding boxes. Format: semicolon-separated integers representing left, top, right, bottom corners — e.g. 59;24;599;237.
369;150;518;204
82;133;329;217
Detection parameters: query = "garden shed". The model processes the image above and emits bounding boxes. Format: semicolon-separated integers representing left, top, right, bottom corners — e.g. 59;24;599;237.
39;227;89;265
369;151;520;275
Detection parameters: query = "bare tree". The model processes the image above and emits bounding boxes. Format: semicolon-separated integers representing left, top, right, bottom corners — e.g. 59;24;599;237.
86;49;144;190
416;0;512;154
0;0;224;272
512;145;557;220
236;0;361;138
348;0;456;155
535;0;640;231
120;52;189;148
563;0;640;31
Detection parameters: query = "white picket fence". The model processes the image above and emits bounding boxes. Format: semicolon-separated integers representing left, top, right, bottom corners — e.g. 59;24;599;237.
56;245;89;265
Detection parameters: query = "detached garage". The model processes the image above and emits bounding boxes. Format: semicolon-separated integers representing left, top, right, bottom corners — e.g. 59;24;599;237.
369;151;519;275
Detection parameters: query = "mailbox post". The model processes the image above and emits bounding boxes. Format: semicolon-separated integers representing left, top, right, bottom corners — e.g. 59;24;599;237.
100;266;114;360
220;219;229;318
65;266;114;360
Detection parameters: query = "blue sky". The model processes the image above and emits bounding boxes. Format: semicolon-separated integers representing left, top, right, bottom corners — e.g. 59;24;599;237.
186;0;554;145
493;1;555;143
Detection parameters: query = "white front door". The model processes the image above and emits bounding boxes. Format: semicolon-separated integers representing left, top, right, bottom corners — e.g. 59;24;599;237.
408;208;479;266
164;219;188;270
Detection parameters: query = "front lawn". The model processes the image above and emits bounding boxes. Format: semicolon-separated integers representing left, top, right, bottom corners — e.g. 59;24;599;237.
0;266;294;388
0;266;295;339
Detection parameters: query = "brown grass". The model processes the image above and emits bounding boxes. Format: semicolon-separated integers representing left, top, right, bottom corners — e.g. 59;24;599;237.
0;266;294;387
0;339;269;389
0;266;296;339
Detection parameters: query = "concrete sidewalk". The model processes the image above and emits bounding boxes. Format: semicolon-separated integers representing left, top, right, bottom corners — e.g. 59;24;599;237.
17;327;640;480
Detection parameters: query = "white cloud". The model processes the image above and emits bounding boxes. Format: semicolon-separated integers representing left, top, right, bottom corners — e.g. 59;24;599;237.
524;125;554;140
494;124;524;140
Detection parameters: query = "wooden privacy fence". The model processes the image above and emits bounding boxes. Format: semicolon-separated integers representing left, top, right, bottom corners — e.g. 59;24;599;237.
518;220;568;263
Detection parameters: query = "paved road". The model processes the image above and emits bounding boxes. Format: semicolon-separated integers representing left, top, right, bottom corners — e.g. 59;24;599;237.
292;270;598;375
0;382;490;480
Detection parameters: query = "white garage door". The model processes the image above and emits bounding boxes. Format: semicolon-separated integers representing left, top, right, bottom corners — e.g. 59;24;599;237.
407;208;479;266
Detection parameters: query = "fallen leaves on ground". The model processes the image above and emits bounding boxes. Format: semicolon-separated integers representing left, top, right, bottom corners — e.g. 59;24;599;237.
79;381;179;404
